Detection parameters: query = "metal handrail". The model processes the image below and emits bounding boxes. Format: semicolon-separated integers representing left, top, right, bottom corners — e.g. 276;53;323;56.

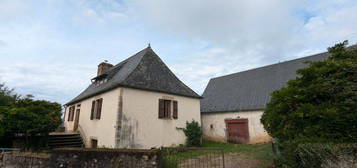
77;124;87;148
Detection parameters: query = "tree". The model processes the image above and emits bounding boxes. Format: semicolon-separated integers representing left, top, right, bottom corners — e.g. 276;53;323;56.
261;41;357;143
0;83;62;148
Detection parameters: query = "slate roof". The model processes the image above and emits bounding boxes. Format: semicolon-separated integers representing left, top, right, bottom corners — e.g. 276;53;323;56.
66;47;200;105
201;51;331;113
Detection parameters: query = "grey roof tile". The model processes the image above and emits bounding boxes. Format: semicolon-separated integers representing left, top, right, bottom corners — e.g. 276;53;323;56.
66;47;200;105
201;51;330;113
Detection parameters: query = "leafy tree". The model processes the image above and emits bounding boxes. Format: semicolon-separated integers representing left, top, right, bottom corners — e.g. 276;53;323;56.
261;41;357;143
0;83;62;148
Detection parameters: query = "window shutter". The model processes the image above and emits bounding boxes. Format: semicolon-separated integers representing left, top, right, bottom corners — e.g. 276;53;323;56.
158;99;164;118
96;98;102;119
173;100;178;119
67;107;71;121
166;100;171;118
71;106;75;121
90;101;95;120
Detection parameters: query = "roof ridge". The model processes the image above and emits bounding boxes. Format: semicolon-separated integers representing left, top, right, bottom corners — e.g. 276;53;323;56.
145;48;201;97
211;51;329;80
106;47;151;83
118;47;151;82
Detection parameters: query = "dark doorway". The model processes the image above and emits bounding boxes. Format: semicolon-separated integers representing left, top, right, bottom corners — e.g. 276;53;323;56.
73;109;80;131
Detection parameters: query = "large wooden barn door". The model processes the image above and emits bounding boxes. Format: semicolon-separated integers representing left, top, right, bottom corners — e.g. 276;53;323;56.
225;119;249;144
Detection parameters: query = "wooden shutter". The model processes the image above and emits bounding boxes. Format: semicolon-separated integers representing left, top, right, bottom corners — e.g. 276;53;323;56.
67;107;71;121
158;99;165;118
71;106;75;121
96;98;102;119
165;100;171;118
173;100;178;119
90;100;95;120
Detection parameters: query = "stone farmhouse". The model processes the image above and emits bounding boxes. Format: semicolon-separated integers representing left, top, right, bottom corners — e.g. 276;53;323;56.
63;46;201;149
200;51;330;144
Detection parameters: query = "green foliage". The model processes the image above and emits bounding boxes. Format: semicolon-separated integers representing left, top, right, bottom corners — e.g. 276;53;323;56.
261;41;357;143
0;82;62;148
261;41;357;167
275;142;357;168
177;120;203;147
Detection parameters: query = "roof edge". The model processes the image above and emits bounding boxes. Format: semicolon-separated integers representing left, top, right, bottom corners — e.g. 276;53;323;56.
211;51;330;81
201;108;265;113
66;84;202;106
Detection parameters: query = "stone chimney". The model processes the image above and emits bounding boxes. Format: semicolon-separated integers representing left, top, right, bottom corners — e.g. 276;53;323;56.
97;60;113;76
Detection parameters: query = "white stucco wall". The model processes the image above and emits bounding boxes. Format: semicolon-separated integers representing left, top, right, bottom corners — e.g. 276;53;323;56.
64;88;121;148
119;88;201;149
64;87;201;149
201;111;271;144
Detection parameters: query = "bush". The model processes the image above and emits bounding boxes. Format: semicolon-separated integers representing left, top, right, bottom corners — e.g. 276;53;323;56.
177;120;203;147
261;41;357;142
261;41;357;167
275;142;357;168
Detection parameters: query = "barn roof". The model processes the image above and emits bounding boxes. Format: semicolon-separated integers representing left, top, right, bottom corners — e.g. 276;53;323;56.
66;47;200;105
200;51;331;113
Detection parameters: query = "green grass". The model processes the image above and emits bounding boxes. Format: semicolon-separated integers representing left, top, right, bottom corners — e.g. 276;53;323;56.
202;140;274;163
162;141;274;167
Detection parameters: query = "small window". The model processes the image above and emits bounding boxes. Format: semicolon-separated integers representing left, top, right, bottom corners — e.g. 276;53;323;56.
91;139;98;148
158;99;178;119
90;98;103;120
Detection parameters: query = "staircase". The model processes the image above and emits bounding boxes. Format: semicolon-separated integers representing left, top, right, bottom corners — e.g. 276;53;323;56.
48;132;84;149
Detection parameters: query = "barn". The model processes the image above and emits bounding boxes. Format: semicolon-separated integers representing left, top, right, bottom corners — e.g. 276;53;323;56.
200;51;330;144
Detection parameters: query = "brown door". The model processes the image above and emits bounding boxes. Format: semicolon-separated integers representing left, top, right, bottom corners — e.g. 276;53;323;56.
73;109;80;131
225;119;249;144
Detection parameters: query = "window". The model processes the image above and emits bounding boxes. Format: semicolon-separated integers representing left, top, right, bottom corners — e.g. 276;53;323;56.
90;98;103;120
158;99;178;119
91;139;98;148
67;106;75;121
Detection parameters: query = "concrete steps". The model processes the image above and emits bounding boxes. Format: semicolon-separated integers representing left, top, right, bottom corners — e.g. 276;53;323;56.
48;133;84;149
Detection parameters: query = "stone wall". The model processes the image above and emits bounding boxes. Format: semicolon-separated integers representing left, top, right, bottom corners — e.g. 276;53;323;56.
1;148;161;168
1;152;50;168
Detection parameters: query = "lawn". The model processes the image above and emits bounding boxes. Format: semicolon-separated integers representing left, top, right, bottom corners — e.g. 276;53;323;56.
162;141;274;168
202;140;274;163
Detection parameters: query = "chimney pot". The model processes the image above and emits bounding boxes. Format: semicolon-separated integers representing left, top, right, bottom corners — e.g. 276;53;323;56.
97;61;113;76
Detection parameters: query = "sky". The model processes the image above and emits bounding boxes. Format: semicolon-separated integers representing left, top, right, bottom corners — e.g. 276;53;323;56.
0;0;357;104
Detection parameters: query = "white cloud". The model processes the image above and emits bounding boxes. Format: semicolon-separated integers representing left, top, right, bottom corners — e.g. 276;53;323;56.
0;40;6;46
129;0;357;93
70;0;128;24
0;62;93;103
0;0;29;21
1;0;357;103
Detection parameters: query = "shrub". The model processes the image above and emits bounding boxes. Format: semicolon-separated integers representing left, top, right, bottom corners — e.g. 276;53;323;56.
275;142;357;168
177;120;203;147
261;41;357;142
261;41;357;167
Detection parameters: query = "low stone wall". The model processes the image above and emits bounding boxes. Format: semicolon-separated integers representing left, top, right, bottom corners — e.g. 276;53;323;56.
1;148;161;168
1;152;50;168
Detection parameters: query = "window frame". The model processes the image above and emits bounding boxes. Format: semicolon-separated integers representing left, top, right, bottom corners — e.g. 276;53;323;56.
67;106;75;122
90;98;103;120
158;99;178;119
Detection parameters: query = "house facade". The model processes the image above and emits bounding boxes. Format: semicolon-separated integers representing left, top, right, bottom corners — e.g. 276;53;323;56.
64;46;201;149
200;51;330;144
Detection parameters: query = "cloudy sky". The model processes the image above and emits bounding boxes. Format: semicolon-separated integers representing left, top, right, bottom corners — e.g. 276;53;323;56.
0;0;356;104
